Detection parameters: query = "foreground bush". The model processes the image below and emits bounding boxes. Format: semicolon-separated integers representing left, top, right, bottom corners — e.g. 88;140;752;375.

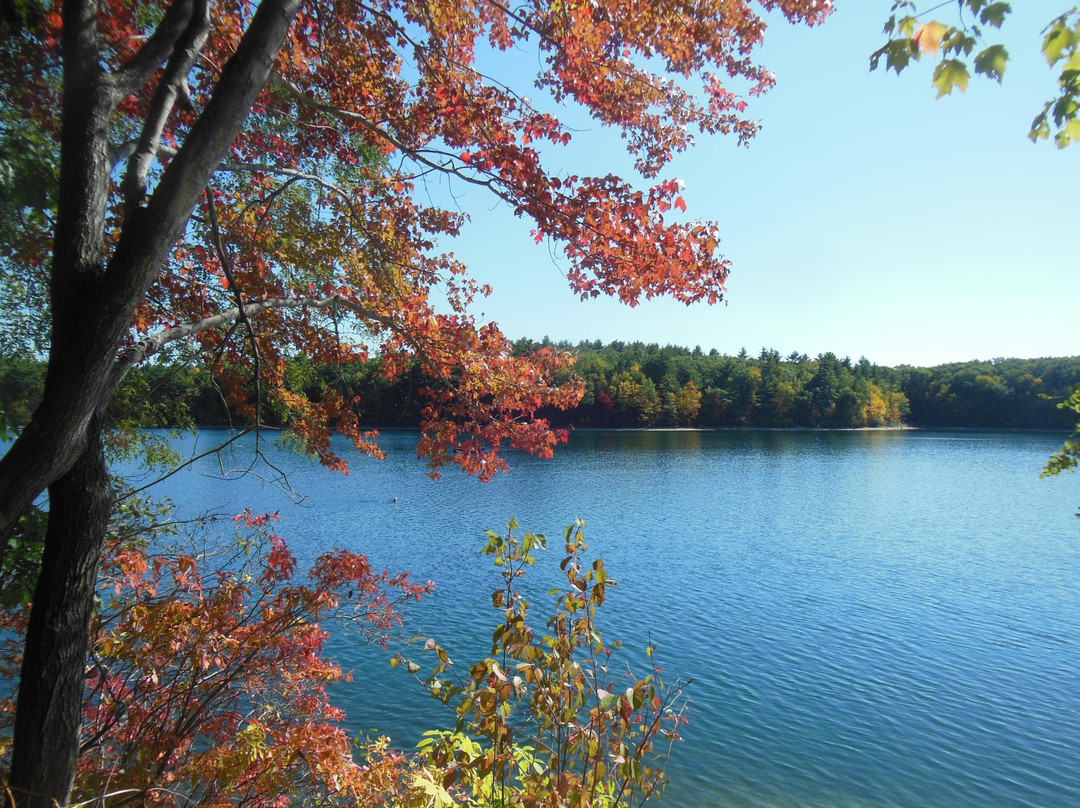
1;508;683;808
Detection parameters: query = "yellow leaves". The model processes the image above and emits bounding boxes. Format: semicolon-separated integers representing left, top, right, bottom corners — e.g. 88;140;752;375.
913;21;949;57
236;721;272;763
412;771;459;808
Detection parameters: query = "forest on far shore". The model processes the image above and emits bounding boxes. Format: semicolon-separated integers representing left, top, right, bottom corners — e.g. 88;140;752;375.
3;341;1079;436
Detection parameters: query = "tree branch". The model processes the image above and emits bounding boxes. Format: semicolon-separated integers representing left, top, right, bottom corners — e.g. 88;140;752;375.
110;0;200;100
121;0;210;212
272;77;502;194
104;0;302;314
109;295;392;389
156;143;352;198
204;186;264;443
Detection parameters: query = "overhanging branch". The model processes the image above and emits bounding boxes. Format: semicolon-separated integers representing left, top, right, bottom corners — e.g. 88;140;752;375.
110;0;200;100
109;295;392;388
155;143;351;198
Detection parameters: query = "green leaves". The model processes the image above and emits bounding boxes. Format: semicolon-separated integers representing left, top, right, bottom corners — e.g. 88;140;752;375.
871;7;989;96
932;59;971;97
1042;384;1080;517
974;44;1009;82
871;3;1080;148
0;503;46;608
409;518;687;807
1043;14;1078;65
1043;385;1080;476
1032;10;1080;147
979;2;1012;29
870;39;917;74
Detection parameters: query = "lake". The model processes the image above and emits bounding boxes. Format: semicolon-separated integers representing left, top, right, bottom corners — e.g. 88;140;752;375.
135;428;1080;808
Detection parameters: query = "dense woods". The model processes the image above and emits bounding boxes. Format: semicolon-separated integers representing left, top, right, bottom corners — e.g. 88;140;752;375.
4;345;1077;437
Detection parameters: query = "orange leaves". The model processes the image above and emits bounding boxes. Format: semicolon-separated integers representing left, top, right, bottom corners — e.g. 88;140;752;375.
914;21;950;57
36;0;837;484
60;512;433;806
527;175;727;307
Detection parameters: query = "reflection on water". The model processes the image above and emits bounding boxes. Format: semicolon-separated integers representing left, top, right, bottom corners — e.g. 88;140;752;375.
139;429;1080;808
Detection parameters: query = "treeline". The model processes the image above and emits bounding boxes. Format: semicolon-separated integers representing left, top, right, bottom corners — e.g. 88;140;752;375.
530;341;1080;430
2;344;1079;434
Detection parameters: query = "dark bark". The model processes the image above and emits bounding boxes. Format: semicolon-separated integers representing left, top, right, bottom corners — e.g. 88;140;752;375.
0;0;112;553
0;0;303;549
0;0;303;802
6;424;111;808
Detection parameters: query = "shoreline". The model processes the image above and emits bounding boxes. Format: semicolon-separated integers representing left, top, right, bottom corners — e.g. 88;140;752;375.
563;425;916;433
176;423;1069;435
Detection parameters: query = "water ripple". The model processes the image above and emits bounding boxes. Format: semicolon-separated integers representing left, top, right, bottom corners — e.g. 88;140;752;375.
145;429;1080;808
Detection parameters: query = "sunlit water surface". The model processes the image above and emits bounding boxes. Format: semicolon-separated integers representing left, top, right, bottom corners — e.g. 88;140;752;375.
136;429;1080;808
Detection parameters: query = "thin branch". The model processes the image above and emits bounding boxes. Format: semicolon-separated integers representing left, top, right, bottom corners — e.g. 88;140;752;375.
272;77;503;196
117;427;255;500
155;143;352;198
121;0;210;212
204;187;263;446
110;0;199;99
109;295;393;389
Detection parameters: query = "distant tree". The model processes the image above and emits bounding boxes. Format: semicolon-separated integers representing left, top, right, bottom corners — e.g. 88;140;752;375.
673;380;703;425
611;369;661;427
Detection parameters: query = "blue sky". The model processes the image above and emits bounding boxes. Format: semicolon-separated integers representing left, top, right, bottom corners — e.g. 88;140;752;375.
427;2;1078;368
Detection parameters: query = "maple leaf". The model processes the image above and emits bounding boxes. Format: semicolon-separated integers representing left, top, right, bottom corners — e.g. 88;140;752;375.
932;59;971;98
974;44;1009;83
913;21;950;58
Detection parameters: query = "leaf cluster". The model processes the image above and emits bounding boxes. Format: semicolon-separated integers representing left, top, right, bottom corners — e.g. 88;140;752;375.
0;499;432;807
872;2;1080;146
1041;383;1080;516
400;518;687;808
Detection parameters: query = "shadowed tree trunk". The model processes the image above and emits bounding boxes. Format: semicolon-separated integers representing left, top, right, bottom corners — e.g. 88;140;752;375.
7;422;110;808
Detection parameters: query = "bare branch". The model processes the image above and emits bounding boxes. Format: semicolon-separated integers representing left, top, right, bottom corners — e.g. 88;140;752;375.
156;143;351;197
117;427;255;501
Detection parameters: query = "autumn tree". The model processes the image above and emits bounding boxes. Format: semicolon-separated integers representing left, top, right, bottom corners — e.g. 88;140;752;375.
670;380;703;426
0;0;835;804
0;502;431;808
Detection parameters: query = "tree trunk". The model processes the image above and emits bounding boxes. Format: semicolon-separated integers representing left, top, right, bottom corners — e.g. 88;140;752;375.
0;0;304;552
6;423;111;808
0;2;301;801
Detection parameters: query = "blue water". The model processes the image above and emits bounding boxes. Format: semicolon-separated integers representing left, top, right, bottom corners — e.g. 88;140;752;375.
136;429;1080;808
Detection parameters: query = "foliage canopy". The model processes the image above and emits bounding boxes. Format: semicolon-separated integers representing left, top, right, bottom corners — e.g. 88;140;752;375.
872;2;1080;146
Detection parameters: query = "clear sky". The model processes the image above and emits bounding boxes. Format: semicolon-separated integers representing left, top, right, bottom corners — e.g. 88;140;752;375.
425;2;1078;368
